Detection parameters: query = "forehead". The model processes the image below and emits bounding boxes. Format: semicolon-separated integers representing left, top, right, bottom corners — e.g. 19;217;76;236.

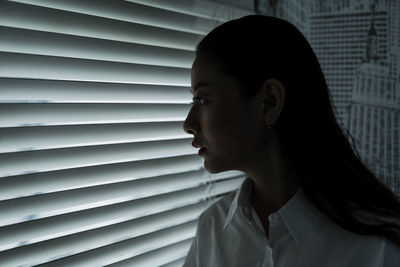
190;58;240;95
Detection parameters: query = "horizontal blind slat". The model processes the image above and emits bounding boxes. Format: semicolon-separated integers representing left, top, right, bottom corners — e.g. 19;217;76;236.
0;52;191;85
0;27;195;68
127;0;253;21
159;257;186;267
8;0;216;35
0;189;233;266
0;170;211;227
0;189;213;252
37;214;202;266
0;103;189;128
0;176;211;228
0;174;242;234
38;180;241;267
0;102;190;128
0;204;204;266
106;239;193;267
0;156;205;201
0;1;202;50
1;122;189;153
0;139;195;178
0;78;191;103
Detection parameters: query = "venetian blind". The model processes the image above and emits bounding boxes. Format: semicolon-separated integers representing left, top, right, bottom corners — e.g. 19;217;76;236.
0;0;253;266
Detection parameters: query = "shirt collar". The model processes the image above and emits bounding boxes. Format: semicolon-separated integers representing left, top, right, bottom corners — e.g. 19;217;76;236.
223;176;253;232
223;176;324;247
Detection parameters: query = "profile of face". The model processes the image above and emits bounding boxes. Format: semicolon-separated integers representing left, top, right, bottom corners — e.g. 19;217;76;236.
183;57;269;174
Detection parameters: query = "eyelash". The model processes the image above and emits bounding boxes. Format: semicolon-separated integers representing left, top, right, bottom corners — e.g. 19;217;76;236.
190;96;206;105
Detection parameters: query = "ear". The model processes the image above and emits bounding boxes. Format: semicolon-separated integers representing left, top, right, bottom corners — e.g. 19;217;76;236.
261;78;286;126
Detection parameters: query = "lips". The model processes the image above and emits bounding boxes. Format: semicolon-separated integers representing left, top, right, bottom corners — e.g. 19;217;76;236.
192;140;203;149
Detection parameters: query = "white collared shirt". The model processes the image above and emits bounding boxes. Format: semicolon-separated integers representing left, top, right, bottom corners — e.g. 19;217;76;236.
182;177;400;267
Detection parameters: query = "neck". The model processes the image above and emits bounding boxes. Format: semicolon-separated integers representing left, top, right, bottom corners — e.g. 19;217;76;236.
250;176;300;218
245;130;301;218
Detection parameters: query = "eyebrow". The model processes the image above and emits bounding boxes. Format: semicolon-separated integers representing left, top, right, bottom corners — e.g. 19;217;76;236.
190;82;212;93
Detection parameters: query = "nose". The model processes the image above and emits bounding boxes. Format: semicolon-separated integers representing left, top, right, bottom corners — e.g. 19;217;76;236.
183;108;198;135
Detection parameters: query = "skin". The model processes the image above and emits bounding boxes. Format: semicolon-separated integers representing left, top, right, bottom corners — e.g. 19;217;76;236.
183;56;301;239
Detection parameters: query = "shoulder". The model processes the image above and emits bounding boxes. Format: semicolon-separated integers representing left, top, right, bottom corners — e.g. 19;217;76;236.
381;238;400;266
325;224;400;265
183;191;238;267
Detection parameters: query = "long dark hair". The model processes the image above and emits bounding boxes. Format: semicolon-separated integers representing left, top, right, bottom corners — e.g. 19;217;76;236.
195;15;400;246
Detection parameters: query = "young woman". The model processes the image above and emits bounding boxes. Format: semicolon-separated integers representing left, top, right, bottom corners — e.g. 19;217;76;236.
182;15;400;266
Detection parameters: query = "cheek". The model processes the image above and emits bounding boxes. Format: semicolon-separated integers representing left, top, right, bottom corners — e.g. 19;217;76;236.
204;108;249;149
203;114;230;140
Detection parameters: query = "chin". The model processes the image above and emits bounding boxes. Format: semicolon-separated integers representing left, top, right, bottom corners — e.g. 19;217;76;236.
203;160;232;174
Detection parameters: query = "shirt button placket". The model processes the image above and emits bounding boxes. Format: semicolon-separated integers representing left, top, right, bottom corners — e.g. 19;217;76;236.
243;207;253;226
263;246;274;267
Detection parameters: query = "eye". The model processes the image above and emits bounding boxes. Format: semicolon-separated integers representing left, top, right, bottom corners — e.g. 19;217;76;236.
190;96;206;105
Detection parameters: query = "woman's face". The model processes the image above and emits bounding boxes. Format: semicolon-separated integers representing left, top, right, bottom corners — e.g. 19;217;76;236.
183;57;267;173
